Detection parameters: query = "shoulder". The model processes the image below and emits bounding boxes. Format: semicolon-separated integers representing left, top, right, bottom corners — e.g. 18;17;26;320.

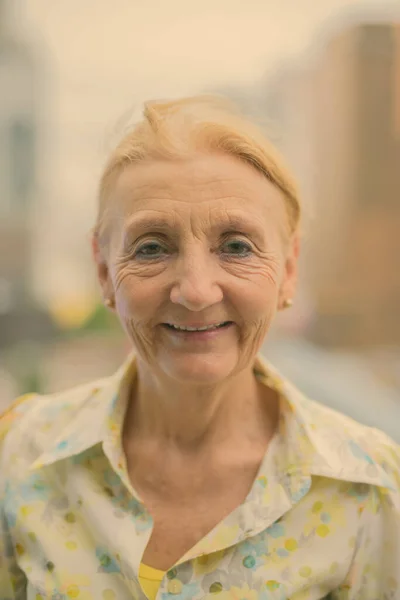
295;387;400;494
257;355;400;492
1;377;107;437
0;392;39;443
302;389;399;452
0;377;111;477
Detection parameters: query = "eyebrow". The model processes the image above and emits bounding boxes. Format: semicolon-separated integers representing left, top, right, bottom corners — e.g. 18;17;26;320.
123;211;266;242
124;214;175;234
217;213;264;237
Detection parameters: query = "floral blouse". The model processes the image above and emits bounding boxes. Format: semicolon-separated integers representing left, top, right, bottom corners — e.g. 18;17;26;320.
1;353;399;599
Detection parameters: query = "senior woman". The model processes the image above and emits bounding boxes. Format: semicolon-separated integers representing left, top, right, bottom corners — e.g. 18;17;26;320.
1;96;399;600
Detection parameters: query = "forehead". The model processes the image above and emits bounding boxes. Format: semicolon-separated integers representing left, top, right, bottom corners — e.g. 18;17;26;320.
109;153;287;229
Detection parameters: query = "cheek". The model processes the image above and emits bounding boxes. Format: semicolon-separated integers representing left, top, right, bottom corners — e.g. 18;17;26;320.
230;260;283;313
113;274;160;355
112;268;156;322
236;284;279;326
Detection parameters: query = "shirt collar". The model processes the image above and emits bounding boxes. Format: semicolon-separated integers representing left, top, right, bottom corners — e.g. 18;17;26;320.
30;354;136;470
254;355;397;492
30;353;397;492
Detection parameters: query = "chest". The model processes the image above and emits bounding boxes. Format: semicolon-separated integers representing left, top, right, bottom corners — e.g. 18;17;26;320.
136;470;258;570
9;466;363;599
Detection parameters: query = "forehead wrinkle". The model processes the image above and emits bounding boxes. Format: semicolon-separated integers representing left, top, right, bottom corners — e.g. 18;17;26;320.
115;162;269;206
112;166;287;238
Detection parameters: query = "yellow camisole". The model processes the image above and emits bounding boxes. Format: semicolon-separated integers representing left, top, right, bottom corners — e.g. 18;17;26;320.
139;563;165;600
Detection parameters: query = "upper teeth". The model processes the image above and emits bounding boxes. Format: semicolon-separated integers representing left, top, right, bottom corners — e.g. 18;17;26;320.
169;323;226;332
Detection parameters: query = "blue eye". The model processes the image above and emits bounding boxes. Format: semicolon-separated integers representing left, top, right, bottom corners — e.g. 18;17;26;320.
135;242;167;259
222;239;253;257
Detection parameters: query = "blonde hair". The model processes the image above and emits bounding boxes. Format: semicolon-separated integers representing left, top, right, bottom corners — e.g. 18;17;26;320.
94;95;301;243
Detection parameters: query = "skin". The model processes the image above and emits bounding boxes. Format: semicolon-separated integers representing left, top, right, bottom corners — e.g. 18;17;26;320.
92;152;299;514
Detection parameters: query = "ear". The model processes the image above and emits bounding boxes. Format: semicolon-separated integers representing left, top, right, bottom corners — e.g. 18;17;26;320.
91;234;115;309
278;232;300;310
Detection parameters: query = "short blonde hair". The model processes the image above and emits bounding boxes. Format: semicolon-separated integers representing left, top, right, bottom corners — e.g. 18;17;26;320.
94;95;301;243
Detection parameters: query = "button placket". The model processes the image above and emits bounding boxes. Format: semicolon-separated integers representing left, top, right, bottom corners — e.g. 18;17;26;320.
162;567;183;595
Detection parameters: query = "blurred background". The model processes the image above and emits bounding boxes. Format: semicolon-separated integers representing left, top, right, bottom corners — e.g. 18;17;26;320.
0;0;399;440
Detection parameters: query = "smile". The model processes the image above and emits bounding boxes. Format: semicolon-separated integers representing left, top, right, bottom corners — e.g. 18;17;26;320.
163;322;232;332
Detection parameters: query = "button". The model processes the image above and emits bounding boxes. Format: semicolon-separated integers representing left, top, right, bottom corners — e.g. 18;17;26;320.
167;579;183;594
209;582;223;593
167;568;177;580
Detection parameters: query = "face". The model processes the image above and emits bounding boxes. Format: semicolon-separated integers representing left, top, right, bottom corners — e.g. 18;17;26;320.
93;153;299;385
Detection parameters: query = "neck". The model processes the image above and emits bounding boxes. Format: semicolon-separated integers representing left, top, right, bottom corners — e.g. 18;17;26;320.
123;359;279;456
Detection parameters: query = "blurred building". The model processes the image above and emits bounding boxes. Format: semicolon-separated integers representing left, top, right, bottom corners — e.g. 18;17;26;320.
0;0;55;351
0;1;35;302
264;22;400;348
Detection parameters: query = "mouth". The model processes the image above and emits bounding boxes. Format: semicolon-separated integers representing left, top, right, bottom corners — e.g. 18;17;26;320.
162;321;233;332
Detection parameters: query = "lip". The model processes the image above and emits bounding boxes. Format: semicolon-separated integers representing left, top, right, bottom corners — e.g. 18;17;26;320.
163;321;231;329
160;321;234;340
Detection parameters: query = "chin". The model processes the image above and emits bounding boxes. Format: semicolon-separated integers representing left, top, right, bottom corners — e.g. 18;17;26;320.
160;351;238;385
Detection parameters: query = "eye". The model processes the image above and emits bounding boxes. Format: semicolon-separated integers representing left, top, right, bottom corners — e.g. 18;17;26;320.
221;238;253;257
134;241;167;259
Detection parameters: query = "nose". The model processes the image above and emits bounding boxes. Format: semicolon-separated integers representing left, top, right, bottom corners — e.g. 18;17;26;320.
169;248;223;311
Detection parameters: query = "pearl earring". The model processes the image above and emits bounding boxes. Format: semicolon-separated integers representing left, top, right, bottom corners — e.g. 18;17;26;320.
282;298;293;310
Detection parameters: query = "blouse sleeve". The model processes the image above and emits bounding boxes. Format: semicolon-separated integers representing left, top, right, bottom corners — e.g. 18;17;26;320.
331;442;400;598
0;394;38;599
